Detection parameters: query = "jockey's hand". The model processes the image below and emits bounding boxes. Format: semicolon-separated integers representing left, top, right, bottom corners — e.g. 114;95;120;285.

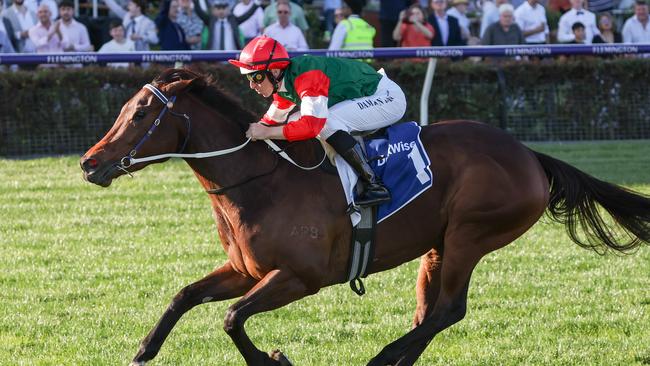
246;122;285;141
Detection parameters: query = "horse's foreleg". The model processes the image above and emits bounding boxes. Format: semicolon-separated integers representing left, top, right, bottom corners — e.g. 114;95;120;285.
131;261;257;365
223;268;312;366
367;236;480;366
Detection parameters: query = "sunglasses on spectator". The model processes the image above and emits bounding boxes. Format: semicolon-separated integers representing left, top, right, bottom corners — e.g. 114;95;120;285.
246;71;267;84
277;10;289;14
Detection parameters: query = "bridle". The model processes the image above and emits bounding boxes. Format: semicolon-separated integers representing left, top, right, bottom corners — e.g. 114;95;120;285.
116;83;326;193
118;83;252;171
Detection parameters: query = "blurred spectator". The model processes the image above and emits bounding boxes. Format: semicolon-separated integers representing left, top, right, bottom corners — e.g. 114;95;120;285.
622;0;650;43
263;0;308;33
328;0;374;50
3;0;37;52
0;3;15;70
569;21;586;43
481;3;523;45
334;6;344;22
428;0;464;46
58;0;93;52
177;0;203;50
480;0;507;38
103;0;159;51
514;0;549;44
194;0;242;50
592;12;621;43
156;0;190;50
98;19;135;68
392;4;434;47
263;0;308;50
379;0;410;47
547;0;570;12
322;0;341;42
587;0;614;13
0;6;15;54
233;0;264;44
447;0;470;42
28;3;62;54
557;0;600;44
619;0;636;10
0;28;15;53
24;0;57;22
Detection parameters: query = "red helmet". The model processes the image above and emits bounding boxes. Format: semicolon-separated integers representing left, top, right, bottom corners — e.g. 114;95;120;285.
228;36;291;74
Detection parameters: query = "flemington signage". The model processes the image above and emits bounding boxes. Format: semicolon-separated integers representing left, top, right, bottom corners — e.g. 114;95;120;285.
141;54;193;62
504;47;552;56
415;48;464;57
1;45;650;65
325;50;374;58
592;45;639;55
46;54;98;63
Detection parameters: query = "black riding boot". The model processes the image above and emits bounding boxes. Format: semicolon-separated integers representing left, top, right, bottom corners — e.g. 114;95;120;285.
326;131;391;207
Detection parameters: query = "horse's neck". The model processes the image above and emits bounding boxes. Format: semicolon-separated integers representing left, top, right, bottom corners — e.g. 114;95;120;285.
180;94;276;203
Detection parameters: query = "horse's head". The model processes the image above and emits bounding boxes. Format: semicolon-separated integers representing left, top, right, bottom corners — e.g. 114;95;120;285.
81;70;202;187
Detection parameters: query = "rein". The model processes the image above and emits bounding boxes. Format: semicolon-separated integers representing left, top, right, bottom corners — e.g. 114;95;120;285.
117;83;327;193
119;84;255;170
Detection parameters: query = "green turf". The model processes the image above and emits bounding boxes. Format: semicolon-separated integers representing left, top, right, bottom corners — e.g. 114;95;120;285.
1;141;649;366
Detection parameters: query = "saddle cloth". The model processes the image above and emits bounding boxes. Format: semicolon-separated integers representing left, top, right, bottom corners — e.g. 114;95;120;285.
334;121;434;226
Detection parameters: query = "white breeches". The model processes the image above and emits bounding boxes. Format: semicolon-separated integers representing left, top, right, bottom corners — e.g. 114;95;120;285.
286;71;407;140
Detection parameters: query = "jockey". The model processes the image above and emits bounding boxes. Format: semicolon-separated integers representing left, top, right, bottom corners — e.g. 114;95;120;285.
228;36;407;207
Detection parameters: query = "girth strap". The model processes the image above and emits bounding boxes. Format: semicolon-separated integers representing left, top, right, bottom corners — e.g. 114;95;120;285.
346;205;377;296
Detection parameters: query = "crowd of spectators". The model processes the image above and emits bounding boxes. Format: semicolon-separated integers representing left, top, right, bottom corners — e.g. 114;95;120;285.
0;0;648;67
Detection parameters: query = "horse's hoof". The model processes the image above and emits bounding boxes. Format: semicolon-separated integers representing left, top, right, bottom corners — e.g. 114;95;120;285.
269;349;294;366
130;362;146;366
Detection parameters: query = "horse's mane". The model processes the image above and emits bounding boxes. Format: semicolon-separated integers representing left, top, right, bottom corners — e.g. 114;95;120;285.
153;68;257;132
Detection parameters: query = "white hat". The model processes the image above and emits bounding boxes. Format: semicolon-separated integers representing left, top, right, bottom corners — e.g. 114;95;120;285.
498;3;514;14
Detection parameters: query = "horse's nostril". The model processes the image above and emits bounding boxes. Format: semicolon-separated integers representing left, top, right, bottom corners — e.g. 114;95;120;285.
82;157;99;172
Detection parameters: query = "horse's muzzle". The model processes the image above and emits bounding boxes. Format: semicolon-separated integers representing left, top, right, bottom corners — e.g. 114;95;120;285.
80;156;116;187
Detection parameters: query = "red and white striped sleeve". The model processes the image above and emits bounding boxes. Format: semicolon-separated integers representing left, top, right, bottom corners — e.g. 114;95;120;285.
261;93;295;126
281;70;330;141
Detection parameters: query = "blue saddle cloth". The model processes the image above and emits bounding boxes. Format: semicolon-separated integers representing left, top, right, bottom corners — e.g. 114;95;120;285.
364;122;433;223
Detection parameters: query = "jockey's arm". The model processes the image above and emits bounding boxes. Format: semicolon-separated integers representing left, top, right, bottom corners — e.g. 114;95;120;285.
279;70;330;141
250;70;331;142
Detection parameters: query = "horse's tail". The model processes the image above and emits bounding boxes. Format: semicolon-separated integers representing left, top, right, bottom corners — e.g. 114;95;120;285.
533;151;650;254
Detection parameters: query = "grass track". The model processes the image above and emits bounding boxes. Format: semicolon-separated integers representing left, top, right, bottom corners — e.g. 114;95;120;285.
1;141;649;365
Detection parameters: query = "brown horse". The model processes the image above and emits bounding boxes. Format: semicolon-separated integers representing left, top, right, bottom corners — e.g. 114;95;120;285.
80;69;650;366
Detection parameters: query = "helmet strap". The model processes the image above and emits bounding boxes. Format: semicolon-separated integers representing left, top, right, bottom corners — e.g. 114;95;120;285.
263;40;286;95
266;69;285;94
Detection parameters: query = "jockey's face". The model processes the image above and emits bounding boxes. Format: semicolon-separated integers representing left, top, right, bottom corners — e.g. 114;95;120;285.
248;70;280;98
250;75;274;98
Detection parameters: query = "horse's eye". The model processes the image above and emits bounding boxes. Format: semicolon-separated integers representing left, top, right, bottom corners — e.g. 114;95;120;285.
134;110;146;121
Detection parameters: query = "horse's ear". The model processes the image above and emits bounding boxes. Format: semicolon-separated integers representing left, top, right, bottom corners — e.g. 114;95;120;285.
163;79;196;96
163;76;207;96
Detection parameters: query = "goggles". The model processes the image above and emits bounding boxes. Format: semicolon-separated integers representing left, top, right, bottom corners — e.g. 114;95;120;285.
246;71;267;84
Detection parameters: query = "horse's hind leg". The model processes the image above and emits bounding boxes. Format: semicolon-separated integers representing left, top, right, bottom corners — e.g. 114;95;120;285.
411;249;443;329
131;261;257;365
390;249;444;365
367;231;482;366
223;268;313;366
395;282;471;366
